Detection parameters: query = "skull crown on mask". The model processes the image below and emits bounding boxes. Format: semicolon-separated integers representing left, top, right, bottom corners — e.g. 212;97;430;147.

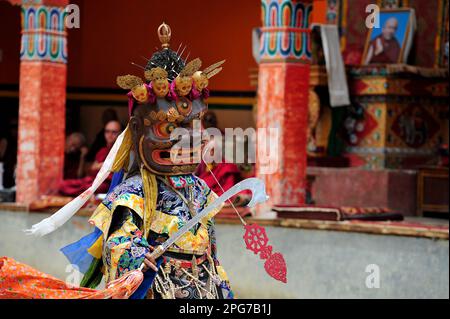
115;23;226;176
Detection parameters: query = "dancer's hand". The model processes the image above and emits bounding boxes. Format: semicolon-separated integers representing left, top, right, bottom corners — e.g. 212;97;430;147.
142;247;158;272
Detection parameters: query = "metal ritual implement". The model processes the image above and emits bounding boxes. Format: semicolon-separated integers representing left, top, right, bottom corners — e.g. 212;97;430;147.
144;177;287;283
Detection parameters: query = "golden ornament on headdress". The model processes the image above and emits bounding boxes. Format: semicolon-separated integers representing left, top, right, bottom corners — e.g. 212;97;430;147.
117;74;149;103
116;75;143;90
146;67;170;98
156;110;167;121
158;22;171;49
167;107;185;123
145;67;168;81
203;59;225;79
192;60;225;91
148;108;184;123
173;58;201;97
132;84;149;103
192;71;208;91
174;75;193;97
153;79;169;98
180;58;202;77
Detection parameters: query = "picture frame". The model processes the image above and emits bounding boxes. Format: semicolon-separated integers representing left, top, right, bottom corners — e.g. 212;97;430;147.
362;8;416;65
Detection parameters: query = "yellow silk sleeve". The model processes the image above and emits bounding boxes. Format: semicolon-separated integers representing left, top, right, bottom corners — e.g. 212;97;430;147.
103;215;141;283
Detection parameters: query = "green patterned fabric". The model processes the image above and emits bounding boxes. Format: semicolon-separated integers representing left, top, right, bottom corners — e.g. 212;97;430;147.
80;258;103;289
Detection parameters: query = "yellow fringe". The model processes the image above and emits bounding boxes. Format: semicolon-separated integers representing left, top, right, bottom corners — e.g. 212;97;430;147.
109;124;159;236
111;125;133;172
140;166;158;238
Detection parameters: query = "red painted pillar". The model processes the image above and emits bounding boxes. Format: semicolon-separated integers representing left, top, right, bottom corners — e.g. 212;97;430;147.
256;0;312;215
15;0;68;204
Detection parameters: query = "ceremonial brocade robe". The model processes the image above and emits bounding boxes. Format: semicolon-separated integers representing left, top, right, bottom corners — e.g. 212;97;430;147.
70;173;234;299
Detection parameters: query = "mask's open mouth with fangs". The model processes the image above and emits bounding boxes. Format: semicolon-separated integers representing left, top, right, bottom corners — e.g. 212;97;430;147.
152;144;203;165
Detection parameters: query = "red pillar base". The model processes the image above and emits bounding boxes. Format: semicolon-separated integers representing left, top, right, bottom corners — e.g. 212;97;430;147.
16;62;66;204
256;63;310;215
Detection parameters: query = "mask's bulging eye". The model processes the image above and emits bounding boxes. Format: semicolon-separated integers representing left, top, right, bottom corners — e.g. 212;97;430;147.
176;97;193;116
155;121;177;138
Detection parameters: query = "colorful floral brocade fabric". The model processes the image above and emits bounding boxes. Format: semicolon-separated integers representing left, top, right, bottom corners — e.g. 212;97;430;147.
91;173;233;298
103;217;150;283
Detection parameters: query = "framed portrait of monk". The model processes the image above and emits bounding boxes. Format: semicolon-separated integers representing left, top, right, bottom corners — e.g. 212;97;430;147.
362;9;416;65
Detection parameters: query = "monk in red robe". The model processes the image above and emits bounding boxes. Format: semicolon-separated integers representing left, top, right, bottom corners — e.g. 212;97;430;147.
59;120;122;196
364;17;401;64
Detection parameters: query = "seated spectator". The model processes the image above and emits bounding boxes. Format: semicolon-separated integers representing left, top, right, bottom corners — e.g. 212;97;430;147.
85;108;119;162
196;160;242;193
196;111;238;195
196;111;251;206
59;120;122;196
63;132;88;179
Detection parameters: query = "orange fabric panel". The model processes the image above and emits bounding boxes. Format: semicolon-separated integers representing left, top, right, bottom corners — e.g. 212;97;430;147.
311;0;328;25
0;257;142;299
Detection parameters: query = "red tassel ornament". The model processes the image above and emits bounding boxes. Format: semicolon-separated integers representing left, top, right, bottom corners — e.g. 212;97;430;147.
243;224;287;283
